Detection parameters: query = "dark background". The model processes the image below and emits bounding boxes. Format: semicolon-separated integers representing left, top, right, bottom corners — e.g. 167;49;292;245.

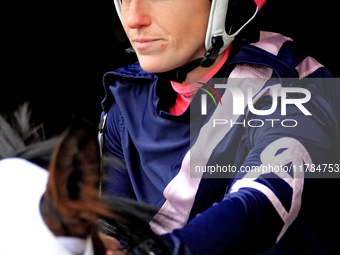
1;0;339;137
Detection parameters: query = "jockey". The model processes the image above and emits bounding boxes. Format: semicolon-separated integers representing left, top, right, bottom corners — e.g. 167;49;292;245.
101;0;340;254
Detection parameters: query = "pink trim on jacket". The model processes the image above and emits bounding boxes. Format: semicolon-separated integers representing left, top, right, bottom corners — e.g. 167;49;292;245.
252;31;292;56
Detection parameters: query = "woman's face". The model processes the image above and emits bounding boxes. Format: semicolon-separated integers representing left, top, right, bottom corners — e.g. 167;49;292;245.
121;0;211;73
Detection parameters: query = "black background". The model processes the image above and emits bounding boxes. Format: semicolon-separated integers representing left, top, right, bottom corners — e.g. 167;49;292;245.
1;0;339;136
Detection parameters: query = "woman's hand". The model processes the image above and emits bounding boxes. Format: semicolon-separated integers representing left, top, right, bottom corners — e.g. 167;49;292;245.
98;232;131;255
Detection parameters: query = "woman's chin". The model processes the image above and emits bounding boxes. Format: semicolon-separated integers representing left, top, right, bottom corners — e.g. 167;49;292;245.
137;54;183;74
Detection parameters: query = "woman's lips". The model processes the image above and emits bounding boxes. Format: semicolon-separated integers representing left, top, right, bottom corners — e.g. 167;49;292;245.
133;39;161;50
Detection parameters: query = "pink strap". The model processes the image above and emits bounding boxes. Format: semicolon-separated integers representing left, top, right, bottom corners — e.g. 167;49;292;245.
169;45;231;115
254;0;267;10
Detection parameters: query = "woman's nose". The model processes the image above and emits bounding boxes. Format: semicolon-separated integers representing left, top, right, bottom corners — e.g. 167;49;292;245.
124;0;151;29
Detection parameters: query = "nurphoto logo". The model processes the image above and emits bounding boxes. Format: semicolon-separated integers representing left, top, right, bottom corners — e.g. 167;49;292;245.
200;84;311;116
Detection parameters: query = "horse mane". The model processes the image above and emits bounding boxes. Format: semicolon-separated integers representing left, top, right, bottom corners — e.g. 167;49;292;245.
0;103;58;169
0;103;173;255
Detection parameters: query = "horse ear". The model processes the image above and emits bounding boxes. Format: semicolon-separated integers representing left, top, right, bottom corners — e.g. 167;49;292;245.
46;116;101;202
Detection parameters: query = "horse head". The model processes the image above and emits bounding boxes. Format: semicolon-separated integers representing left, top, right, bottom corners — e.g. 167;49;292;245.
0;106;172;255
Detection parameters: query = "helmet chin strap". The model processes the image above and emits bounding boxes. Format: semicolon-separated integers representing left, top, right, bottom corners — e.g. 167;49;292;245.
154;0;261;83
155;58;203;84
156;36;224;83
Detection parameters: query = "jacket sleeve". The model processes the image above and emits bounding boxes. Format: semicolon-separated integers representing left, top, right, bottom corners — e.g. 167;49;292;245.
161;74;339;255
102;102;137;199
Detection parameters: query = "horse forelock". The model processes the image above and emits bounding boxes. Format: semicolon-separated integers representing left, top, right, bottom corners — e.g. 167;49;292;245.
0;103;56;168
